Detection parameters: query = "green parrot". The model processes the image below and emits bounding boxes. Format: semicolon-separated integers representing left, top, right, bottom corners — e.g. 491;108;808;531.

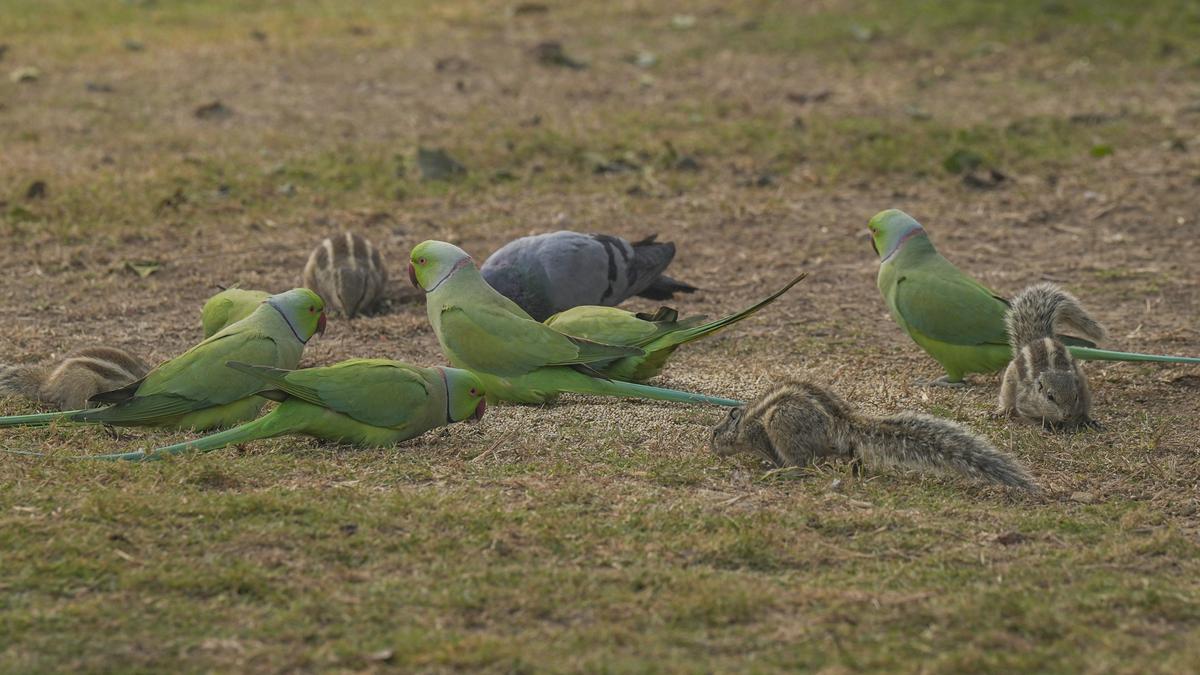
88;360;488;461
0;288;326;429
202;287;271;338
544;273;807;381
408;240;743;406
869;209;1200;385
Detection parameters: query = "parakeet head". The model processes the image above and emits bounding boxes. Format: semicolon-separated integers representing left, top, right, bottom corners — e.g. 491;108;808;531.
440;367;487;423
409;240;475;292
267;288;327;342
867;209;925;262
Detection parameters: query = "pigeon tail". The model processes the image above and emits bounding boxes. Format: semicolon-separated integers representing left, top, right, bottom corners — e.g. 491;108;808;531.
622;235;678;299
637;275;699;301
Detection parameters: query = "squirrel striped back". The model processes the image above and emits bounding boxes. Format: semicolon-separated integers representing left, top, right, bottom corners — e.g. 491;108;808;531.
711;380;855;466
1010;337;1074;385
0;346;150;411
302;231;388;318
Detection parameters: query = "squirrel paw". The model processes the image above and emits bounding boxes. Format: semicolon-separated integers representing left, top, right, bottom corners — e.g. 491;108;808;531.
848;456;867;477
1042;417;1104;433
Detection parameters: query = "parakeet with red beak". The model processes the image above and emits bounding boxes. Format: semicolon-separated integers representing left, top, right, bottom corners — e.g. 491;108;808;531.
544;273;807;382
99;360;487;461
870;209;1200;385
0;288;326;430
201;287;270;338
408;240;742;406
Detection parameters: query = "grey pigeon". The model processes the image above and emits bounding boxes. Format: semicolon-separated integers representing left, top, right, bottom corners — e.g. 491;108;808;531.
480;230;698;321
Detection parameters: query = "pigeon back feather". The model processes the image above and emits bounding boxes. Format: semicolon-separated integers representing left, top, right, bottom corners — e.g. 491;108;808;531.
481;230;694;319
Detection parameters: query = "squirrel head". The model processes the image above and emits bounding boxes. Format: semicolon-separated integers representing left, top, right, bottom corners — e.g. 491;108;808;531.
1021;371;1085;426
710;406;745;456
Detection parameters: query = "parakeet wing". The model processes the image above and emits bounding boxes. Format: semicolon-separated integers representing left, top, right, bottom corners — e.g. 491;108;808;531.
440;305;638;375
243;360;430;429
546;307;660;342
893;269;1010;346
88;332;280;423
547;306;708;347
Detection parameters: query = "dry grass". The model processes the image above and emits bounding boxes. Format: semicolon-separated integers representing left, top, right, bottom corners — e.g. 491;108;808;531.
3;0;1200;671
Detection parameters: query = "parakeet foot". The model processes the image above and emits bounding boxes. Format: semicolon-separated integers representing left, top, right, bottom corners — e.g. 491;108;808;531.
921;376;967;388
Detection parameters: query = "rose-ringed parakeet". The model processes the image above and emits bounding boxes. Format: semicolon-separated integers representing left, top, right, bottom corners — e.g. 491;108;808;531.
201;287;270;338
0;288;326;429
869;209;1200;385
543;273;807;381
94;360;487;461
409;240;742;406
480;231;696;321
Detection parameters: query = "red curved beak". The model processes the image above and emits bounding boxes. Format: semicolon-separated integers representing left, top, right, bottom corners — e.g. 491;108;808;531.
472;399;486;422
317;312;327;335
869;233;879;257
408;262;419;289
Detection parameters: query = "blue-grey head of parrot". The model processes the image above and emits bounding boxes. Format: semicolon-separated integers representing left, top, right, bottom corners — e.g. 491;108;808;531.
867;209;926;262
438;367;487;423
267;288;327;342
409;240;475;292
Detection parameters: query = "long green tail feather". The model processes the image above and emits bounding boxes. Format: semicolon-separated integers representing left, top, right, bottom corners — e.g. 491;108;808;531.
571;376;743;406
0;447;54;458
1068;346;1200;365
225;361;290;386
566;336;645;363
125;411;295;461
0;409;89;428
0;443;159;461
648;273;808;351
0;410;294;462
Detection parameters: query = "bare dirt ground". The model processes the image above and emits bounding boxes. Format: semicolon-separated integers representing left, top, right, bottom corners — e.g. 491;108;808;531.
2;1;1199;671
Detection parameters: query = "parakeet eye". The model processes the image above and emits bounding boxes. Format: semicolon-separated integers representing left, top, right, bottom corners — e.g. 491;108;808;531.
309;306;315;312
418;257;427;265
470;388;478;396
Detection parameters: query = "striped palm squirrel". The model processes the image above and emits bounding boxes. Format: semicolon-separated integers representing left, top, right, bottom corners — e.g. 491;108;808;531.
711;379;1037;491
302;231;388;318
999;282;1105;429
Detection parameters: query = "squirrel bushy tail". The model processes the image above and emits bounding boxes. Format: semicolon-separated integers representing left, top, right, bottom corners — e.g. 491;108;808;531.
1006;282;1106;347
849;412;1038;491
0;364;44;400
